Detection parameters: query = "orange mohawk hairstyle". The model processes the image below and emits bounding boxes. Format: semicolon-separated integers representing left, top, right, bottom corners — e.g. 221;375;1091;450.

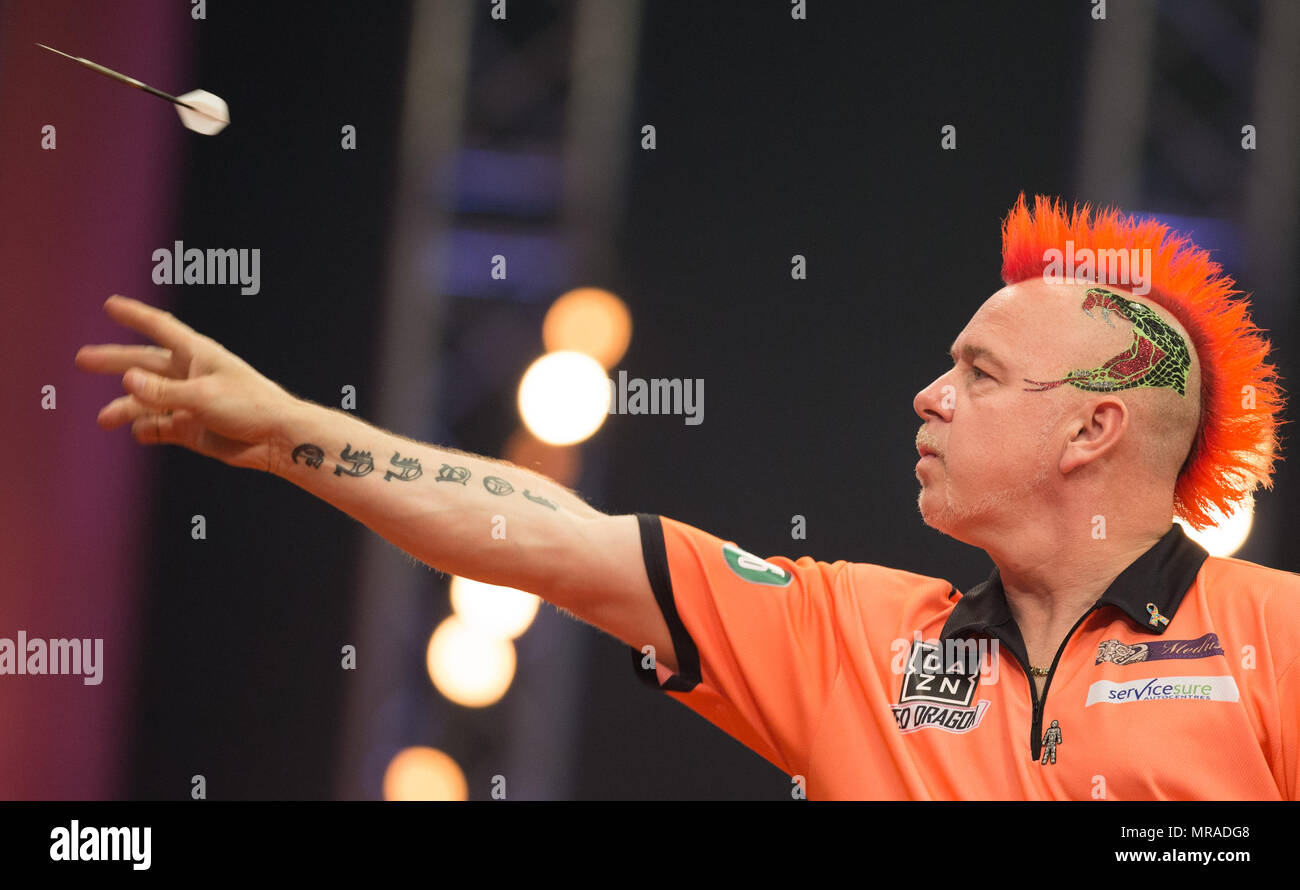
1000;193;1286;531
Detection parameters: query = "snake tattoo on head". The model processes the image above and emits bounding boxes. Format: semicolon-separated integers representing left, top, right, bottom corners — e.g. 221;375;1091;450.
1023;288;1191;397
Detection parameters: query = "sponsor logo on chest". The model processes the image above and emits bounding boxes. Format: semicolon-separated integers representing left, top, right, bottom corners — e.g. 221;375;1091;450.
1095;632;1224;666
1084;674;1240;706
890;640;991;734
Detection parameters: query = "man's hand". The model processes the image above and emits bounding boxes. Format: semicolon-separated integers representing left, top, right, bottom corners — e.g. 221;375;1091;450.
75;295;297;472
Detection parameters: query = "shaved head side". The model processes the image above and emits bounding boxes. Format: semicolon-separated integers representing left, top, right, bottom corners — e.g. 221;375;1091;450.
1021;284;1203;489
1135;361;1202;483
1131;316;1202;483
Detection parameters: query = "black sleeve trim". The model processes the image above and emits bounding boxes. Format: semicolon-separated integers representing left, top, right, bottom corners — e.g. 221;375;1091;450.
629;513;703;693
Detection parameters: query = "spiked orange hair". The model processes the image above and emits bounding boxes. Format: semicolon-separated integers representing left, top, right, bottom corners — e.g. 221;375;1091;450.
1000;193;1286;531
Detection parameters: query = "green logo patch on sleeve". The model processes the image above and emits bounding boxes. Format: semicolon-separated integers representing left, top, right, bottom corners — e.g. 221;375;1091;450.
722;543;794;586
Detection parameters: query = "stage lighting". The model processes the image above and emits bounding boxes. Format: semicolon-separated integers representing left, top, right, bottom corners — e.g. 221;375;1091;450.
543;287;632;369
382;746;468;801
1174;498;1254;557
450;575;541;641
426;615;516;707
517;351;611;445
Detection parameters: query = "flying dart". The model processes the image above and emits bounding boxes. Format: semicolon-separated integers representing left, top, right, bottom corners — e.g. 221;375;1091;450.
37;42;229;135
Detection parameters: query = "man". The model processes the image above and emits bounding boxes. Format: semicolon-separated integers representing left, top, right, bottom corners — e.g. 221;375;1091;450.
76;195;1299;800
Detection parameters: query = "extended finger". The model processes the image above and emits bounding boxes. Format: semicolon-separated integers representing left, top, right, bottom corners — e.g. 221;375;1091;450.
97;394;161;430
103;295;203;356
122;367;203;411
130;411;189;447
76;344;175;376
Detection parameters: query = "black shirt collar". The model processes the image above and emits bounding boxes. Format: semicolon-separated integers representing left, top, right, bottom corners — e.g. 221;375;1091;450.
940;523;1210;642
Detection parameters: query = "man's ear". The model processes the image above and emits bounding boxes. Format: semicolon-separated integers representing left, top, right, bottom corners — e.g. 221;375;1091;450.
1060;397;1128;474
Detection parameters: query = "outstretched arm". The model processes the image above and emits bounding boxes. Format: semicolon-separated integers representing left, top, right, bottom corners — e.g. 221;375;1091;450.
75;295;680;673
268;398;630;611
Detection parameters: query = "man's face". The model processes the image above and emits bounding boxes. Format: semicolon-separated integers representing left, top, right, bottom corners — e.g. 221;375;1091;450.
913;278;1202;545
912;282;1074;540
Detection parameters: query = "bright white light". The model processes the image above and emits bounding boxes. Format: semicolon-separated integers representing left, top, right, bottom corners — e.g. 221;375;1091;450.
426;615;516;708
517;351;611;445
449;576;541;640
1174;498;1254;557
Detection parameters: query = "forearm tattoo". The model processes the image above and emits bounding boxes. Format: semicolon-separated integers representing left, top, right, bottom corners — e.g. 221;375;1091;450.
333;443;374;477
291;445;566;511
523;489;558;510
290;444;324;468
483;476;514;496
436;464;470;484
384;452;423;482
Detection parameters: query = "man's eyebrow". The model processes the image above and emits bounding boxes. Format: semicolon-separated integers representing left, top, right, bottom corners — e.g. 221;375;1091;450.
948;341;1008;369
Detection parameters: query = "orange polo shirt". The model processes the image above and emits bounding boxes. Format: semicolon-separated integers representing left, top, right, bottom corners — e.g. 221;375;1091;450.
629;514;1300;800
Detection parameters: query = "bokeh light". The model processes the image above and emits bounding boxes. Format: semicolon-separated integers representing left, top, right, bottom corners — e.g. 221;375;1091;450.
426;615;516;707
382;746;468;801
449;575;541;640
1174;498;1254;558
517;350;611;445
542;287;632;369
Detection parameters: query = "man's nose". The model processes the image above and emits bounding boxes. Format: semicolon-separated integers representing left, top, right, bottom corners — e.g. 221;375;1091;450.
913;372;954;422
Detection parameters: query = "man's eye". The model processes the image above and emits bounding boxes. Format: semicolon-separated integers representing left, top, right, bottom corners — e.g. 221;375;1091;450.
971;366;989;380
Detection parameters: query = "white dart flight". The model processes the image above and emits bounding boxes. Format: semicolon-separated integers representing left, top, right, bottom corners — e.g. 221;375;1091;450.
37;43;229;135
